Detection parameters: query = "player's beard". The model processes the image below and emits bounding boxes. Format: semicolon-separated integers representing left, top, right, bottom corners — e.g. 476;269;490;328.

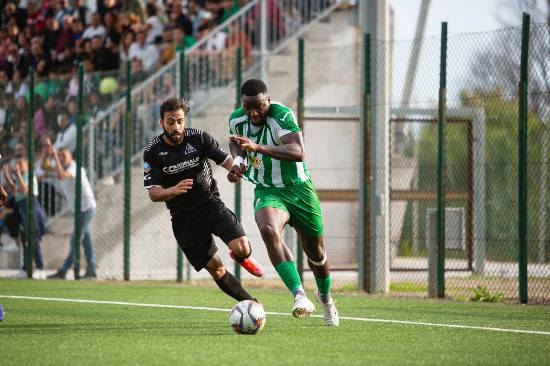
164;129;183;145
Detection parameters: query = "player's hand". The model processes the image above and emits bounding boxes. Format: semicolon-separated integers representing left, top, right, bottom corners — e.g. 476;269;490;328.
227;158;246;183
227;169;241;183
0;185;7;207
230;135;258;153
171;179;193;195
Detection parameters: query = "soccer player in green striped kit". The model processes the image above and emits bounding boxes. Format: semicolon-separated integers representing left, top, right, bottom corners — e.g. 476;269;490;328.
227;79;339;326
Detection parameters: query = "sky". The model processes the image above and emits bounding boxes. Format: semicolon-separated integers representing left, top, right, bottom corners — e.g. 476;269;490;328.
390;0;548;40
387;0;549;104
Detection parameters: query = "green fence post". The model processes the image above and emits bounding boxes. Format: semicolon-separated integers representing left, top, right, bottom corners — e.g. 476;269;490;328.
296;38;305;281
234;46;242;280
177;46;185;283
26;68;35;278
359;33;371;292
124;61;132;281
73;64;84;280
436;22;448;298
518;13;530;304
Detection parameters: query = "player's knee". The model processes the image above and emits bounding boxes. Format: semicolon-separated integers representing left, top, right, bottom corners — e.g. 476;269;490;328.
228;237;250;257
258;223;281;243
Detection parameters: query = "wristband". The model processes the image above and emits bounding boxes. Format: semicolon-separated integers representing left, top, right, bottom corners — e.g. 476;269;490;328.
233;156;246;167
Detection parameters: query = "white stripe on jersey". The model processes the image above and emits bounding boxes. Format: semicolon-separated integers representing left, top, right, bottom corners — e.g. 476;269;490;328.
144;136;161;152
229;115;247;134
296;162;308;182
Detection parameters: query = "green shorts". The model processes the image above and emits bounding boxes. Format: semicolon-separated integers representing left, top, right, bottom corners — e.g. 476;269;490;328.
253;179;324;237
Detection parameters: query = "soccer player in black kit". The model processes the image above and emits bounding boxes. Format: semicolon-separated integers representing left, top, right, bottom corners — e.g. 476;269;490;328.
143;97;264;302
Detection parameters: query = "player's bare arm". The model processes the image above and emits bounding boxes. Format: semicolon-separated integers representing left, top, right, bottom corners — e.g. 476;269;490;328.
230;133;305;162
148;179;193;202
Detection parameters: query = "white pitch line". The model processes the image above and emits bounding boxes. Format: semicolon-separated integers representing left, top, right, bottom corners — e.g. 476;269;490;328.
1;294;549;336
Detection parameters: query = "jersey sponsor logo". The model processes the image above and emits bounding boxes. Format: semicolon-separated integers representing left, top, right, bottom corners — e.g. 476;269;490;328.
185;144;197;155
159;151;168;156
162;157;200;174
249;156;263;168
144;162;151;174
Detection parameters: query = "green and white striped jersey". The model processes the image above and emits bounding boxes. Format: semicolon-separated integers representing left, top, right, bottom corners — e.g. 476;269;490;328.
229;101;310;188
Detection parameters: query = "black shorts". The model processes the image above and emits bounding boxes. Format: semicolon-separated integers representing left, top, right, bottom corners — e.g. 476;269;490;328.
171;198;245;271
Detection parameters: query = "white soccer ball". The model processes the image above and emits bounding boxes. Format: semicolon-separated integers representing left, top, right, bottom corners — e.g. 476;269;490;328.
229;300;266;335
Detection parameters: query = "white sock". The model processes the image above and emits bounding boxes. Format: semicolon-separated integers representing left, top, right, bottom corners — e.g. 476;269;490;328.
292;286;306;298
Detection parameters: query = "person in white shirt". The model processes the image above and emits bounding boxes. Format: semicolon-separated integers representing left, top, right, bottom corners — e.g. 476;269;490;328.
53;111;77;153
47;146;97;279
35;137;61;216
81;12;106;40
129;27;160;72
145;2;164;45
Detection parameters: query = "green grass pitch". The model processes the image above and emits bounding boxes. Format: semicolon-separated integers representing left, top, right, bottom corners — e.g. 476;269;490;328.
1;279;549;365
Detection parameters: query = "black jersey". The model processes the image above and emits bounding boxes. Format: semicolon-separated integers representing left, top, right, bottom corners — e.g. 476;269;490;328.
143;128;229;215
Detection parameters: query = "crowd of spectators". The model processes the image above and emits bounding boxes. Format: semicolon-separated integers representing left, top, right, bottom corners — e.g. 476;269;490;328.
0;0;259;154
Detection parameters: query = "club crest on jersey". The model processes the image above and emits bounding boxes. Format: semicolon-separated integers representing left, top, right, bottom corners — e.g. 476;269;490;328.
185;144;197;155
249;156;263;168
144;162;151;174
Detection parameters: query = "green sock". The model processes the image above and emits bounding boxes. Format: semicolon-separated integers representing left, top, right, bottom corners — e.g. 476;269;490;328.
315;275;331;295
275;261;303;295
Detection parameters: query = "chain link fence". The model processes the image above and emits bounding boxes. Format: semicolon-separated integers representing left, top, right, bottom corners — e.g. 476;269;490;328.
302;43;360;289
386;23;550;303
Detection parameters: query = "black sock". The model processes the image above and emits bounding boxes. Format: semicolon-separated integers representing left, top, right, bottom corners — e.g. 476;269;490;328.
232;243;252;262
214;271;254;301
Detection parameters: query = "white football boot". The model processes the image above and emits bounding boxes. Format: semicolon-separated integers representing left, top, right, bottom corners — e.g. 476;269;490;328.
292;295;316;318
316;291;339;326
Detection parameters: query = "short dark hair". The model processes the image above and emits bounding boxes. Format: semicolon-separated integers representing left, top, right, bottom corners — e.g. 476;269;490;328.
240;79;267;97
160;97;190;119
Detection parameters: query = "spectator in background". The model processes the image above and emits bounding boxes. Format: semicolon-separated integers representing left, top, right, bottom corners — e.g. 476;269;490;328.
47;145;97;280
198;20;226;51
99;0;121;20
122;0;144;22
2;152;46;272
71;17;85;43
43;96;60;139
145;2;163;45
87;91;104;119
91;35;119;71
33;95;47;140
188;0;212;36
104;12;121;45
129;26;159;72
12;97;28;140
70;0;89;26
53;0;71;29
81;12;106;40
170;0;193;36
53;110;76;152
119;29;135;64
35;135;58;216
11;71;29;101
67;98;78;125
52;16;75;64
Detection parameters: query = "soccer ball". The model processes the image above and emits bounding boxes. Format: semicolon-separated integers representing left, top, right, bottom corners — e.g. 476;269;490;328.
229;300;266;335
